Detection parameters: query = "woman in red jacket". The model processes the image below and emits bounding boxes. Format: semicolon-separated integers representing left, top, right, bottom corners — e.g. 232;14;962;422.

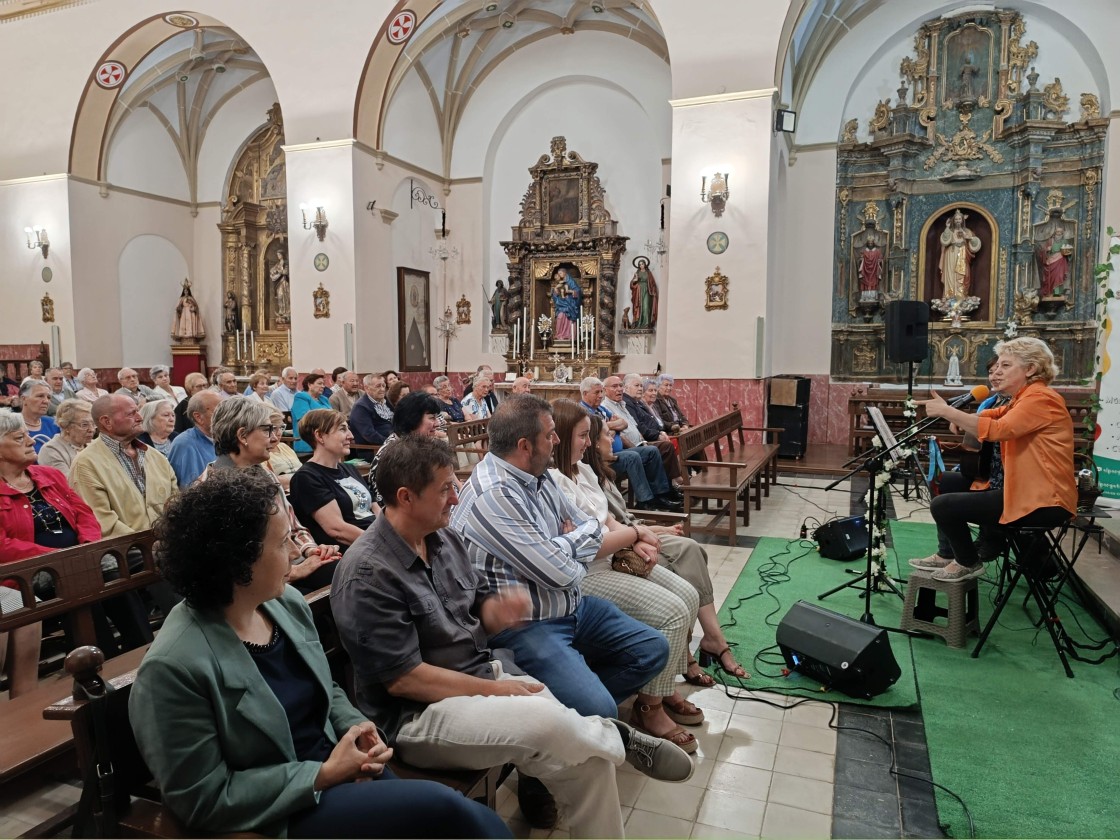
0;414;101;696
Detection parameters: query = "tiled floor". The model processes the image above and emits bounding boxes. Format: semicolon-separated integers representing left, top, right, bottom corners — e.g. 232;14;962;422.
0;475;943;839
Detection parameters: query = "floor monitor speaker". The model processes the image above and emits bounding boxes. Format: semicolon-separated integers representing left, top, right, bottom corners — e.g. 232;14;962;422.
885;300;930;363
815;515;868;561
776;601;901;699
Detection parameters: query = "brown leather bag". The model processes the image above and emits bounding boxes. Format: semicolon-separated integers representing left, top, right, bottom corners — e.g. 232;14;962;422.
611;547;650;577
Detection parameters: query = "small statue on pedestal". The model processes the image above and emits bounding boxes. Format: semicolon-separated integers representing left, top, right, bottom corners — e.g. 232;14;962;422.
172;278;206;342
944;347;963;386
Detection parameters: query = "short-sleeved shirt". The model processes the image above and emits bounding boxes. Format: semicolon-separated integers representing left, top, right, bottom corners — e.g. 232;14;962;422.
28;416;60;454
289;461;374;548
331;516;498;740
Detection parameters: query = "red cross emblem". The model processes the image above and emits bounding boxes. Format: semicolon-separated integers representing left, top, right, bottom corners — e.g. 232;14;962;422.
387;10;416;45
95;61;127;89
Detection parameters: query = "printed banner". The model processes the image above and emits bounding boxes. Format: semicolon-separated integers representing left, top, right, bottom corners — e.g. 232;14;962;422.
1091;235;1120;501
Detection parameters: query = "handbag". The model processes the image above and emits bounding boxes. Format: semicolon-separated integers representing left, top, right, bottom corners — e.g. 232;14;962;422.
611;547;650;577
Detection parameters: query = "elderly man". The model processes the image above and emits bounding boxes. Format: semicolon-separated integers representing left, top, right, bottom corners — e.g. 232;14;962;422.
116;368;154;406
333;436;691;836
511;376;532;395
268;366;300;412
19;379;59;453
167;390;221;487
43;367;74;417
173;372;208;435
329;370;361;416
580;377;681;512
350;373;394;445
608;374;682;485
210;368;239;400
60;362;81;395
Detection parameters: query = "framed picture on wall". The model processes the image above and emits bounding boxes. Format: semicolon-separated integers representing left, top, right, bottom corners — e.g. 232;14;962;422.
397;267;432;372
545;176;581;226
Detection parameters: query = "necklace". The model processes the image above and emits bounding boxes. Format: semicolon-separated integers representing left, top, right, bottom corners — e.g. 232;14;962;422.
1;472;33;492
26;484;65;535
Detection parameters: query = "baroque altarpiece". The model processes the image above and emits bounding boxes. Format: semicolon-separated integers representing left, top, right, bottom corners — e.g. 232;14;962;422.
831;10;1107;385
217;103;291;372
498;137;628;379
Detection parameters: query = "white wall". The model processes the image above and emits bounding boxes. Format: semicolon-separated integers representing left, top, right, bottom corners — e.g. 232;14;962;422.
196;78;279;203
382;70;445;176
106;106;191;201
118;235;189;365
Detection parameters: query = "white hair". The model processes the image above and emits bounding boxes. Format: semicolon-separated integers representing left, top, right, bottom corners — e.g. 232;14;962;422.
579;376;602;394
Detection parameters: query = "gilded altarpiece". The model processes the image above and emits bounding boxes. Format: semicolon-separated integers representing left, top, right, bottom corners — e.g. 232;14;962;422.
217;104;291;372
500;137;628;379
831;10;1107;385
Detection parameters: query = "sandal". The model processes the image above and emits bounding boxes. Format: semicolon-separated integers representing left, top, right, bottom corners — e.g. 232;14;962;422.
663;695;705;726
629;703;698;754
698;643;750;679
681;657;715;687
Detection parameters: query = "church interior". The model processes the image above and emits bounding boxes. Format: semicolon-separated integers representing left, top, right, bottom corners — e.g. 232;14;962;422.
2;1;1120;838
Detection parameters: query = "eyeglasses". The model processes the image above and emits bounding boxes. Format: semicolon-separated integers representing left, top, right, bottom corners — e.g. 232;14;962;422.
75;421;96;430
257;424;284;437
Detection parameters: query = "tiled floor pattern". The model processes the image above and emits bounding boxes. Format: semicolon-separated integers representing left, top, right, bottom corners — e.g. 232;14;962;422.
0;476;944;838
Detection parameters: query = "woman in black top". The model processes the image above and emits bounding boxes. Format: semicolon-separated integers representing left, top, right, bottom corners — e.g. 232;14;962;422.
289;409;375;551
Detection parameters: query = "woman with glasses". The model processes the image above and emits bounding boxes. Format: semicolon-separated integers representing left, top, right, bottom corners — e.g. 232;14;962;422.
37;399;95;476
432;375;465;423
266;407;302;491
148;365;186;403
204;398;341;592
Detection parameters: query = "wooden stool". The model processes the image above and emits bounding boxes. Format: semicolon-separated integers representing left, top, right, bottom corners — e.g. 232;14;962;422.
900;569;980;648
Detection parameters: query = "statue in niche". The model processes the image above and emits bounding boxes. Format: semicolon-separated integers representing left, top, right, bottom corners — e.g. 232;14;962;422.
945;347;963;387
629;257;658;330
488;279;508;329
551;265;582;340
41;293;54;324
958;55;979;101
858;233;884;298
224;292;240;333
1036;224;1072;297
270;249;291;325
172;278;206;341
939;210;982;299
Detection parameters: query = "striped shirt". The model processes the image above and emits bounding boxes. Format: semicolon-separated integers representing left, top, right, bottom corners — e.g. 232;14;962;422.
450;452;603;621
98;435;148;496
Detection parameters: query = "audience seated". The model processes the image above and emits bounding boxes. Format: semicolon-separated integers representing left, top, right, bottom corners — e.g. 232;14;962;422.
382;369;400;389
349;373;393;446
37;398;94;476
462;365;500;413
329;371;361;416
173;372;208;436
148;364;185;402
433;375;465;423
60;362;81;395
312;367;334;398
511;376;532;395
291;372;332;454
266;406;302;489
116;368;153;405
653;375;690;433
461;376;493;420
289;409;375;551
580;376;681;512
137;399;176;457
549;400;702;753
367;393;446;506
43;367;74;416
129;469;510;838
332;436;693;836
247;371;273;402
604;375;681;486
212;368;240;401
242;368;273;397
19;379;59;454
72;368;108;403
167;390;221;487
269;366;301;413
637;377;665;431
386;380;410;411
0;372;20;408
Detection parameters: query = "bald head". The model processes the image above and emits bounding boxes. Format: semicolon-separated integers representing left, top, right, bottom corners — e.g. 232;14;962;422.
511;377;532;395
93;393;143;441
188;390;222;435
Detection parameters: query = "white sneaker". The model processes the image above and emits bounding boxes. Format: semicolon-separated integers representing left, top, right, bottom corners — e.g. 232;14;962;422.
908;554;952;570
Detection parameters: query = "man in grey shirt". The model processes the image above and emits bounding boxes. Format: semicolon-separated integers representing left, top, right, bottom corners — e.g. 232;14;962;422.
331;436;692;838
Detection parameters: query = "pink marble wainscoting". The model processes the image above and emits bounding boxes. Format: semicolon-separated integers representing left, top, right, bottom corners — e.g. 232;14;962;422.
673;378;767;439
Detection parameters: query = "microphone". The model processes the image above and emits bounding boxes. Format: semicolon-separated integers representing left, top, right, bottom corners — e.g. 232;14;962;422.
948;384;991;409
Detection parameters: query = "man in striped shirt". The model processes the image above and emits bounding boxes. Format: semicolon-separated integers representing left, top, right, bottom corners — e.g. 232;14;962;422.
450;394;669;722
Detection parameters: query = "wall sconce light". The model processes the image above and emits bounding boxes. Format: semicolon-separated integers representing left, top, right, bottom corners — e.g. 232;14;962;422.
700;173;729;217
300;204;328;241
24;226;49;258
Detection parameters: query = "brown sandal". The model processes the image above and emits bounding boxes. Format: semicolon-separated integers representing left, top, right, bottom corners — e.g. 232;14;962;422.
629;703;698;754
663;695;705;726
681;657;716;688
698;644;749;679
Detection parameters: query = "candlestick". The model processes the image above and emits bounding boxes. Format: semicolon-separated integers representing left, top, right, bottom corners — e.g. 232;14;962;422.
288;328;293;361
250;330;256;360
235;329;241;361
531;317;536;356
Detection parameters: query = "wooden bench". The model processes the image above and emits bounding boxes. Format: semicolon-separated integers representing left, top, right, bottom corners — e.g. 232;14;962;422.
445;417;490;480
675;409;782;545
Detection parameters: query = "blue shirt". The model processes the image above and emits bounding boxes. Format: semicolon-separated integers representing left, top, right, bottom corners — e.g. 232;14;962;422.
291;392;332;453
581;401;622;453
167;426;216;488
29;416;60;454
269;385;298;413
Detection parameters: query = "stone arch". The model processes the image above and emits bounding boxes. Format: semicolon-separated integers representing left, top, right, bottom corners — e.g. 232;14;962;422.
118;234;190;365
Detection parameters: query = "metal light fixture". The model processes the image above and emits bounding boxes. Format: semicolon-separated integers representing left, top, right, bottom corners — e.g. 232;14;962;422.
299;204;328;241
700;172;729;217
24;226;49;258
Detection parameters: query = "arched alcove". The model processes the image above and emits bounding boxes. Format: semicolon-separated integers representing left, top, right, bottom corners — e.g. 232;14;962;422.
118;235;190;365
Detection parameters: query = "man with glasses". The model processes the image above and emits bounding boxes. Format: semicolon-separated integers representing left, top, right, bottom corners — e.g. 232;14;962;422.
329;371;362;417
43;367;75;416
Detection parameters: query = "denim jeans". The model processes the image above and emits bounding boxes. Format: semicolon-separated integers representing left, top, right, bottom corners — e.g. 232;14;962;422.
614;446;671;504
490;595;669;719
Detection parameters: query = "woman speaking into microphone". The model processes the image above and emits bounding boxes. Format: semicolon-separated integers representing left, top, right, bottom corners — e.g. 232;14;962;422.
914;337;1076;581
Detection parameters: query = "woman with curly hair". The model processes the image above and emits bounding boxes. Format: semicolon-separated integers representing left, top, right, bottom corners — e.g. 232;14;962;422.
129;469;510;838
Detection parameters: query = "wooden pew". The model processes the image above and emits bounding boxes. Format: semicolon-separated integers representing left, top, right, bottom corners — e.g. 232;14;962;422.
445;417;490;480
675;409;782;545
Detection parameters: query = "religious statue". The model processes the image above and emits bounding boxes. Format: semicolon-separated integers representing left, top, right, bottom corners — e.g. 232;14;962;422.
224;291;240;333
551;266;582;340
456;295;471;325
958;55;979;100
171;277;205;341
858;234;883;298
629;257;659;330
938;210;981;299
1036;225;1072;297
270;249;290;325
313;283;330;319
944;347;963;386
488;279;508;330
41;293;54;324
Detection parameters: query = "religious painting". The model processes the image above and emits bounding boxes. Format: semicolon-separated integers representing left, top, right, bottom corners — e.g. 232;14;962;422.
942;23;994;105
546;177;580;226
397;267;431;372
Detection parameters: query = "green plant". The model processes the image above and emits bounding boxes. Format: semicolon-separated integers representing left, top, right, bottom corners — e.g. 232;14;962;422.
1085;226;1120;435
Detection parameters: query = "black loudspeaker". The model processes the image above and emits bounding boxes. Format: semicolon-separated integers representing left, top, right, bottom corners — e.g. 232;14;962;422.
885;300;930;363
768;405;808;459
815;515;868;560
776;601;901;699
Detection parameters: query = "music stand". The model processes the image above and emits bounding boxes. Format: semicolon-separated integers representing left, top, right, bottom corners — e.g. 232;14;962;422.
867;406;929;502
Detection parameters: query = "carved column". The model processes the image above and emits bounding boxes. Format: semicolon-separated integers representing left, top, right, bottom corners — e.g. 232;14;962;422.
598;256;618;352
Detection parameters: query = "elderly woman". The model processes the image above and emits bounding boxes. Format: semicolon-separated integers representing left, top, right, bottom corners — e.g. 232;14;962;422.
129;470;510;838
248;372;272;403
915;337;1077;581
639;378;665;431
367;393;446;507
386;380;410;412
174;372;209;436
138;399;177;456
433;375;465;423
461;377;493;421
19;379;59;453
653;375;689;433
204;398;340;593
148;365;186;402
267;407;302;490
290;410;375;551
291;372;332;454
548;400;703;753
37;399;95;476
73;368;108;403
0;414;101;696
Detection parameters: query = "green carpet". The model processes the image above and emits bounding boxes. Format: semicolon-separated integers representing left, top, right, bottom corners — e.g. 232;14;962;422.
890;521;1119;839
711;534;918;707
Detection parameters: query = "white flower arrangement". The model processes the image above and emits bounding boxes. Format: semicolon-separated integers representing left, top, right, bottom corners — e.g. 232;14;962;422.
902;397;917;421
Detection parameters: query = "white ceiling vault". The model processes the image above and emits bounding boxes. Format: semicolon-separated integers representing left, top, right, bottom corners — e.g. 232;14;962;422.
385;0;668;177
